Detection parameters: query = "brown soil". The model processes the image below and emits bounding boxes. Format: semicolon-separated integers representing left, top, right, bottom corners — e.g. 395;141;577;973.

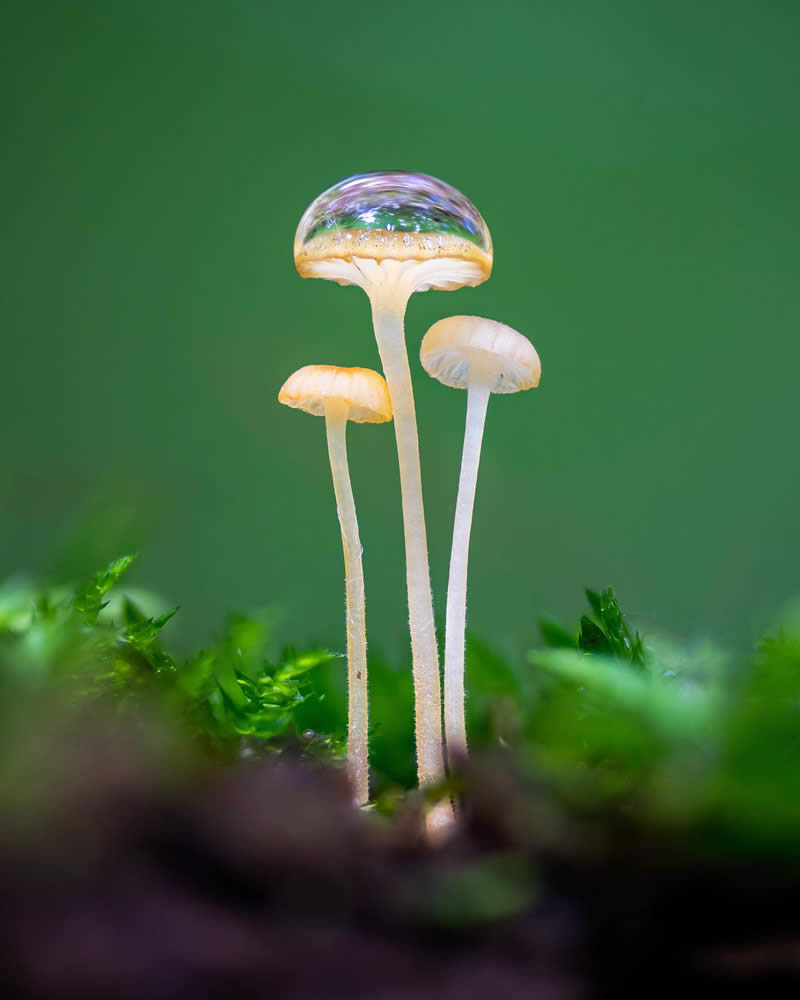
2;713;799;999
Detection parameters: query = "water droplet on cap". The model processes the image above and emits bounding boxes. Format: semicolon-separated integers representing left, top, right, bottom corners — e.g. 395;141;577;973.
295;171;492;254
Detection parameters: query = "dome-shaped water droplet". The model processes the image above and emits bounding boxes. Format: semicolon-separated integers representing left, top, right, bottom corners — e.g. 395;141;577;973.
294;172;492;270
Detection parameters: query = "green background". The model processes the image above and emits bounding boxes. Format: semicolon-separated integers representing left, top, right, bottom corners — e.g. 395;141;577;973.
2;1;798;661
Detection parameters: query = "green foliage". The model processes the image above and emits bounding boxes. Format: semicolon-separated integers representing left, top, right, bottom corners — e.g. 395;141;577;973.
528;586;800;858
705;615;800;851
74;554;139;623
3;559;800;861
541;587;646;665
0;557;339;759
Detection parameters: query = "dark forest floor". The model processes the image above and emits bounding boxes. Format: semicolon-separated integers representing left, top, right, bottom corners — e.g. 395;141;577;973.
3;713;800;1000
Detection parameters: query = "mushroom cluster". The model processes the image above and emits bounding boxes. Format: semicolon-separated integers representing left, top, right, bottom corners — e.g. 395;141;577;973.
281;172;540;827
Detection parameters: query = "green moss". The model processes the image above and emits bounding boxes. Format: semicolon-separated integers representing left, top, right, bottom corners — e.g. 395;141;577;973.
2;559;800;860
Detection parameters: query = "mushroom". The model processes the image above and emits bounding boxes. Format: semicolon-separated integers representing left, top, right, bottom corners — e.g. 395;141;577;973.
420;316;540;767
294;173;493;811
278;364;393;806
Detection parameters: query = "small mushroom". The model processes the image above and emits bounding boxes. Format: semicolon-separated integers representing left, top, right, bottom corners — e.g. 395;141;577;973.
278;365;393;805
420;317;540;767
295;173;492;815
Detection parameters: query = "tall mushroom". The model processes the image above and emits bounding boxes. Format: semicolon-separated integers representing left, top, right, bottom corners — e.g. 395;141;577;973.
278;364;392;806
294;173;493;818
420;316;540;768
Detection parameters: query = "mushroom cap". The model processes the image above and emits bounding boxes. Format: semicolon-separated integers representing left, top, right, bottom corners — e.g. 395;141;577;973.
420;316;541;394
294;172;493;290
278;365;393;423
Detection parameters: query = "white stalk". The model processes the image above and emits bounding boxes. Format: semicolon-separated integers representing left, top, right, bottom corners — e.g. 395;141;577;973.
325;399;369;806
369;292;445;785
444;354;499;771
366;269;452;833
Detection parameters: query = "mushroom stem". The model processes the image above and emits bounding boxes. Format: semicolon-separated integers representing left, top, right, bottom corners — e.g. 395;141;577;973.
368;282;450;827
421;315;540;776
324;398;369;806
444;380;492;769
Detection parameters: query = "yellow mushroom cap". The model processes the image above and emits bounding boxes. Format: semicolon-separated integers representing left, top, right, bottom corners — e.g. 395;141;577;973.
278;366;393;423
420;316;541;394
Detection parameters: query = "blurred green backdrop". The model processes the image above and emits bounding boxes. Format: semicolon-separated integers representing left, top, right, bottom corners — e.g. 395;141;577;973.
2;0;798;660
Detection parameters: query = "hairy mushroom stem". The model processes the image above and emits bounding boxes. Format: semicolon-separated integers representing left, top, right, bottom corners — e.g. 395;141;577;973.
444;361;497;769
366;272;448;813
280;364;394;809
324;397;369;805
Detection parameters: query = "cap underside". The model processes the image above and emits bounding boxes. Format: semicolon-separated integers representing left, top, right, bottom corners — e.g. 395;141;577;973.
296;232;492;294
421;318;541;393
278;366;392;423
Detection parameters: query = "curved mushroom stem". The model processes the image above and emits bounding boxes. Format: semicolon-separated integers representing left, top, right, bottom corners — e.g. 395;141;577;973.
366;268;451;832
444;359;498;771
325;398;369;806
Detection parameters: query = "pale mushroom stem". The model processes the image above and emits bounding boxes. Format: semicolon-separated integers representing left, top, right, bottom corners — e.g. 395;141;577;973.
324;398;369;806
444;381;492;769
369;286;452;831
